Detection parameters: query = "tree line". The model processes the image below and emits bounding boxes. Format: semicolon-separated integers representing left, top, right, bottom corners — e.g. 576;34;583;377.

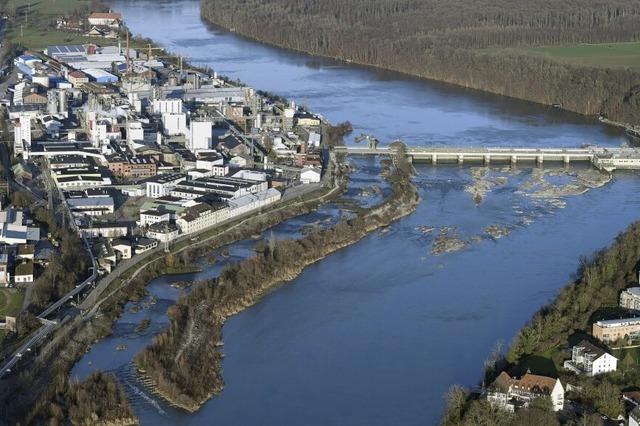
201;0;640;123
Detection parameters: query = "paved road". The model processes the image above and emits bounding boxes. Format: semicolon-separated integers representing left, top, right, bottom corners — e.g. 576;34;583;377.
0;321;57;378
0;161;97;380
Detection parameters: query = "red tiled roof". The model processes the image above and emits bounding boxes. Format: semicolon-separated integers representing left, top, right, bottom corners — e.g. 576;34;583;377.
489;372;558;395
88;12;123;20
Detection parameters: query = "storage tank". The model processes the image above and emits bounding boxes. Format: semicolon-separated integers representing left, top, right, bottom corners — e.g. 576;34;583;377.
58;90;67;114
47;91;58;115
168;73;179;86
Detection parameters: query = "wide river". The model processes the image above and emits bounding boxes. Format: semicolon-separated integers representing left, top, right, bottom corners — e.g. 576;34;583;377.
72;1;640;424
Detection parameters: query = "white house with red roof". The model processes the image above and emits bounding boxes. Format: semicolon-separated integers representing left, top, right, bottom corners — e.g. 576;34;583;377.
88;12;123;29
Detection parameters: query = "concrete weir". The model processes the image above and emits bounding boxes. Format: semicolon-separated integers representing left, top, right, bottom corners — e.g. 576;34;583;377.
335;145;640;172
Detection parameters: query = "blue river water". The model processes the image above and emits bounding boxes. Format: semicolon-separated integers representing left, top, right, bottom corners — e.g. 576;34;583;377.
70;1;640;424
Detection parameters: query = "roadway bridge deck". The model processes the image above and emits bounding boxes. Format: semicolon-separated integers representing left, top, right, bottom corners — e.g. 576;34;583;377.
335;145;640;172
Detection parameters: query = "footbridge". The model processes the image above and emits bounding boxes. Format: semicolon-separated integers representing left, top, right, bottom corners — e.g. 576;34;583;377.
334;145;640;172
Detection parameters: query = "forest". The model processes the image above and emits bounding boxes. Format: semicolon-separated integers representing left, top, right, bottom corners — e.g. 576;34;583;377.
27;371;136;425
201;0;640;124
135;149;420;411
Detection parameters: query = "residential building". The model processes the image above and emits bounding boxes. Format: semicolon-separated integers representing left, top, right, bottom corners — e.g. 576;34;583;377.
593;318;640;344
14;261;34;284
487;372;564;412
86;25;118;39
146;221;179;243
176;203;229;235
87;12;123;28
620;287;640;311
563;340;618;376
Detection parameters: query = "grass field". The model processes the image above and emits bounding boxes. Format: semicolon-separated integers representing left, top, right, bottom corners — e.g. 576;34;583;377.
6;0;116;50
483;41;640;71
7;26;114;50
0;289;24;318
11;0;90;17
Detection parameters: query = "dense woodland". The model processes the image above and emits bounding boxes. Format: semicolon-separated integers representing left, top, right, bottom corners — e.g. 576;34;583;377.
136;151;420;410
443;222;640;424
201;0;640;123
27;371;136;425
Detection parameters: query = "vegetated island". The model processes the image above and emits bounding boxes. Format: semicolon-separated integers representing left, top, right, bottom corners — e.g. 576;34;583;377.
442;221;640;425
134;146;421;412
28;371;138;426
200;0;640;127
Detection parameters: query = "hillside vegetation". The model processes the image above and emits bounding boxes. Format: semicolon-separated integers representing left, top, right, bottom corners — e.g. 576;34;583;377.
443;222;640;424
201;0;640;124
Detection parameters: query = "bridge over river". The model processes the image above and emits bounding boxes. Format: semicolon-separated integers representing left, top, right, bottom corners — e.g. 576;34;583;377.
335;145;640;172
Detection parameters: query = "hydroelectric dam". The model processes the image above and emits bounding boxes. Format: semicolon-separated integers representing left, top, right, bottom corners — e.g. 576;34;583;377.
335;145;640;172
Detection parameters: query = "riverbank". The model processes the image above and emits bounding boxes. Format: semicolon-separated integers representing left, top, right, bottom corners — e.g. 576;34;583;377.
0;153;348;423
135;154;420;412
442;221;640;424
199;0;640;127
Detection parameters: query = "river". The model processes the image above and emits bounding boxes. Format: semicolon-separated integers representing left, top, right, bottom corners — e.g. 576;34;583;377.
70;1;640;424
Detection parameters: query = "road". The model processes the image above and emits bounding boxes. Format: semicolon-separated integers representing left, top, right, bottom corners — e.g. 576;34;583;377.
0;321;57;378
0;160;97;380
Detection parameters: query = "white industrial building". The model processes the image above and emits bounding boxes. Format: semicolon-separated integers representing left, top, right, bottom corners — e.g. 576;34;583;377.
145;174;187;198
188;120;213;152
153;99;183;115
13;115;31;156
300;167;321;184
232;169;267;182
162;113;187;136
67;196;115;217
127;121;144;143
0;208;40;245
140;210;171;227
228;188;281;216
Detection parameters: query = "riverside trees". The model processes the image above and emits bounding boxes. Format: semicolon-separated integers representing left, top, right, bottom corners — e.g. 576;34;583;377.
201;0;640;124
